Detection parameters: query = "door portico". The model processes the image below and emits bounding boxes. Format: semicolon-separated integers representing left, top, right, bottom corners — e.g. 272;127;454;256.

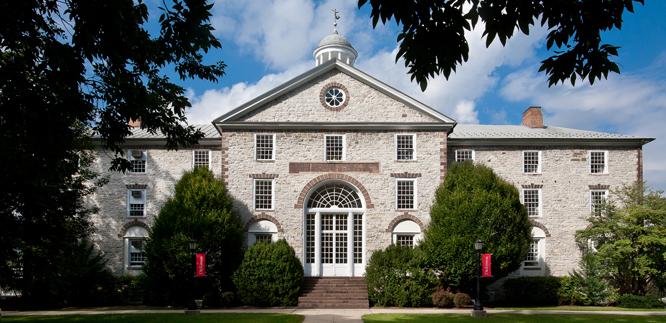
303;182;365;277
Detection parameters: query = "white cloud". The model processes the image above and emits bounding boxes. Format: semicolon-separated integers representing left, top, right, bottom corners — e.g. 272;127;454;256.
500;59;666;190
453;100;479;123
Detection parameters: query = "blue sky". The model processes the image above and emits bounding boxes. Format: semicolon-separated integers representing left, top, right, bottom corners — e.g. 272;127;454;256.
159;0;666;190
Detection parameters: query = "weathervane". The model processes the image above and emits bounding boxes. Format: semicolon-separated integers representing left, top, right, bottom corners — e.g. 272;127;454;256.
332;9;340;34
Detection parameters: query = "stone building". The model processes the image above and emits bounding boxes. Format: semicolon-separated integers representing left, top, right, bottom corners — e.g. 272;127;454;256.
91;29;653;278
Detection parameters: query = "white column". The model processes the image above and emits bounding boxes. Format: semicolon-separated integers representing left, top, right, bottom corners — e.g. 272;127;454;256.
347;212;353;276
314;211;321;277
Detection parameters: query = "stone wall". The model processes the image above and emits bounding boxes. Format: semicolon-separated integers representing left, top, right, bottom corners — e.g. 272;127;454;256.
90;146;221;275
447;145;641;276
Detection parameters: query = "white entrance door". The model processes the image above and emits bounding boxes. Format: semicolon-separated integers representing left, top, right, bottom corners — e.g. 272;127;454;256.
321;214;349;276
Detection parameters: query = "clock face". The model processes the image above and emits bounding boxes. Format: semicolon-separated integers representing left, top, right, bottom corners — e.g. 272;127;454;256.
324;87;346;108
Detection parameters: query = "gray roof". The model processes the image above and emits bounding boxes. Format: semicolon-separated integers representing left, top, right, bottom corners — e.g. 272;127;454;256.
126;124;220;139
449;124;653;145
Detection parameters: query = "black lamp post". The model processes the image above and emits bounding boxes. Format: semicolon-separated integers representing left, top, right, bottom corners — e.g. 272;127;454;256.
186;240;202;314
472;239;486;317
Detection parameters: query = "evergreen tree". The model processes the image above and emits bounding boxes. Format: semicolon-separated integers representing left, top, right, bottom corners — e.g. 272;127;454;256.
422;162;532;289
143;167;244;306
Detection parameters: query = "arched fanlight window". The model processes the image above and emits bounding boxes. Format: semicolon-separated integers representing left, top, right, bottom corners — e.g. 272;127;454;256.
307;183;362;209
247;220;278;246
392;220;422;248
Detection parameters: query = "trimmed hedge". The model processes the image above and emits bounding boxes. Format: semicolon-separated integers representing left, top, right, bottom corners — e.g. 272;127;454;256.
232;240;303;306
503;277;561;306
453;292;472;308
618;294;664;308
432;288;454;308
366;245;438;307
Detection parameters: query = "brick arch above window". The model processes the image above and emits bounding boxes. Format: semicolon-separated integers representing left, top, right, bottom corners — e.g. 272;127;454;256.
244;213;284;233
118;220;150;238
529;219;551;237
294;173;374;208
387;213;425;232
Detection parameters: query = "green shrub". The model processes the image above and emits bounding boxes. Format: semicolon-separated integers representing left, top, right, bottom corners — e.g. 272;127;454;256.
422;162;532;289
365;245;438;307
114;274;146;305
432;288;454;308
453;292;472;308
504;277;561;306
232;240;303;306
143;167;244;306
558;254;618;306
558;276;590;306
618;294;664;308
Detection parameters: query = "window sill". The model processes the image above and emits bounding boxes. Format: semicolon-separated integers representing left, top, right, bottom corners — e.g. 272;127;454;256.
395;160;418;162
127;215;147;219
396;209;418;212
255;209;274;212
255;159;276;163
126;265;144;270
523;172;542;175
589;173;609;175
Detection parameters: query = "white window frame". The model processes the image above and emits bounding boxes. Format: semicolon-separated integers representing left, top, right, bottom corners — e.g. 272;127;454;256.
590;189;609;214
127;238;147;268
391;220;422;248
253;179;275;211
247;220;279;246
127;149;147;174
455;149;475;162
123;226;148;271
523;150;542;174
254;133;276;161
589;150;609;174
521;228;546;275
192;149;211;169
521;188;542;218
395;178;417;210
522;238;545;269
394;133;416;161
324;134;346;161
127;189;147;218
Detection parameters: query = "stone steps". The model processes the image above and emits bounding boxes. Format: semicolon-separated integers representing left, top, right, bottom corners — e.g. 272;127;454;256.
298;277;369;308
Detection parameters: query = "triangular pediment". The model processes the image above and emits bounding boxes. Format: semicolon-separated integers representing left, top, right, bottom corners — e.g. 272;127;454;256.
213;60;456;130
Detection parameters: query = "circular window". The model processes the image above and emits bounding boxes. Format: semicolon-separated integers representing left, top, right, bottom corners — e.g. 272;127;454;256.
320;83;349;110
324;87;346;107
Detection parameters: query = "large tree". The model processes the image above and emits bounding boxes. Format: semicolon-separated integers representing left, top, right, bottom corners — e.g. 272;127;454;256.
0;0;223;304
576;183;666;295
358;0;644;90
421;162;532;289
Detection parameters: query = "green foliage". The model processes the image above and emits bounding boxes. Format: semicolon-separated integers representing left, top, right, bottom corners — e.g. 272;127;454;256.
365;245;438;307
232;240;303;307
358;0;644;89
453;292;472;308
143;167;243;306
617;294;664;308
431;288;454;308
422;162;532;288
576;183;666;295
504;277;562;307
114;274;146;305
558;254;618;306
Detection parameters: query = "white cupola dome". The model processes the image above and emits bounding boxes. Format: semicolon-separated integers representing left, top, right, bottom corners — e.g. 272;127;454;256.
313;10;358;66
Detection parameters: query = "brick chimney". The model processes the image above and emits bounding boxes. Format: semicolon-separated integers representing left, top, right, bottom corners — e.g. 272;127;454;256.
521;106;544;128
128;119;141;128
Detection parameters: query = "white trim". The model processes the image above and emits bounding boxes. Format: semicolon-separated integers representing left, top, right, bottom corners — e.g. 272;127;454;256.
126;189;147;218
192;149;211;169
253;178;275;211
454;149;475;162
588;150;609;174
324;134;346;161
254;133;276;161
127;149;147;174
589;189;609;213
395;178;418;210
522;150;542;174
521;188;542;218
394;133;417;161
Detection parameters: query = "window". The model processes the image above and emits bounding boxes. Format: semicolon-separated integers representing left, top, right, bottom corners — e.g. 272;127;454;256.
396;179;416;210
396;134;415;160
590;151;608;174
247;220;278;246
455;149;474;162
523;151;541;173
124;226;148;269
325;135;345;161
128;150;147;173
324;87;346;108
127;189;146;217
193;150;210;169
590;190;608;215
392;220;421;248
522;189;541;217
255;134;275;161
254;179;274;210
521;228;546;274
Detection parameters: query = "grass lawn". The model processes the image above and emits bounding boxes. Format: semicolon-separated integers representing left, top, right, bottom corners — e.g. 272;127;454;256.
363;314;666;323
2;313;304;323
493;306;666;312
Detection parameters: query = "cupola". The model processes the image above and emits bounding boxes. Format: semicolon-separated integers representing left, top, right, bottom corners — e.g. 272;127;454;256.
313;10;358;66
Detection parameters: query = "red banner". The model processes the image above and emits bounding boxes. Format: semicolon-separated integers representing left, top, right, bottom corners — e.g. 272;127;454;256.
481;253;492;278
195;253;206;277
